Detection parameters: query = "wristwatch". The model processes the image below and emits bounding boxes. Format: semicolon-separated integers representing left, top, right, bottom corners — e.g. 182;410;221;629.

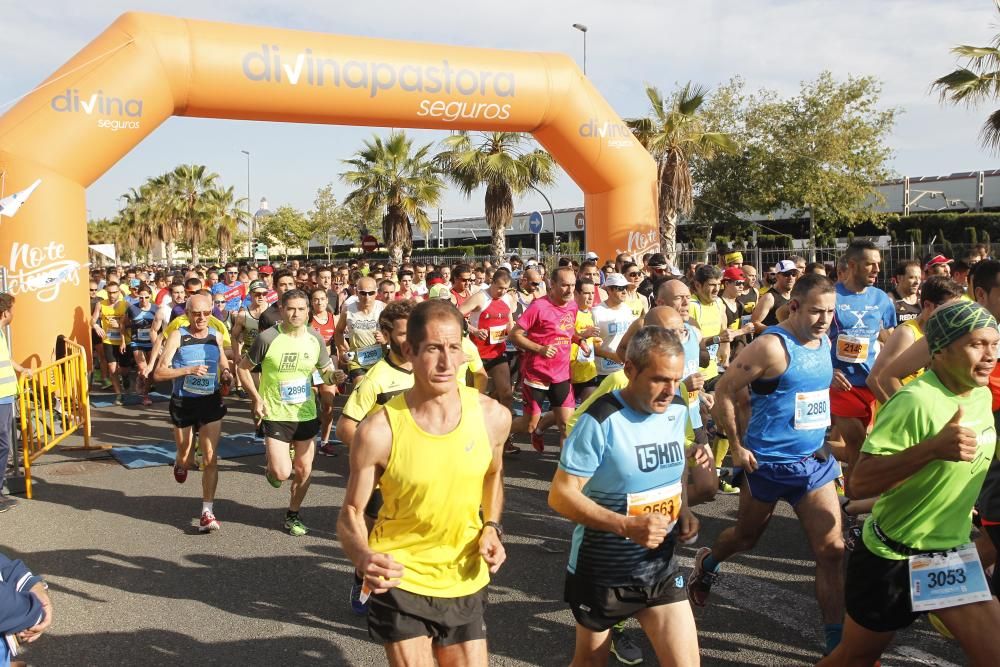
483;520;504;541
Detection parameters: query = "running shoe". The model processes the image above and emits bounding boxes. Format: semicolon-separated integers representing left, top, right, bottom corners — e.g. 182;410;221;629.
173;464;188;484
265;469;282;488
503;437;520;456
687;547;720;607
236;388;248;399
317;442;339;457
141;395;152;407
100;378;113;390
114;393;124;406
285;515;309;536
350;576;369;615
718;479;740;494
610;625;643;665
0;495;18;512
531;429;545;453
199;511;221;533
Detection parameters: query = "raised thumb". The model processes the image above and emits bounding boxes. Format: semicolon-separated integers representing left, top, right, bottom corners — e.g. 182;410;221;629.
949;406;964;424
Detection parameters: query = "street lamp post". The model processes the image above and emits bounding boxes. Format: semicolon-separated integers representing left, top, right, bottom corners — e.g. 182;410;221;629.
528;184;558;258
572;23;588;74
240;150;251;259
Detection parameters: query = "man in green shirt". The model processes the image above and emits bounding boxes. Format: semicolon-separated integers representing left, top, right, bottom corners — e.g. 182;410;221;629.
820;300;1000;666
238;289;338;536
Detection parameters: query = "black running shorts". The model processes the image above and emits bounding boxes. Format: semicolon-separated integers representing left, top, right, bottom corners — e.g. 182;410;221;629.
564;567;688;632
262;418;319;443
169;393;227;429
368;586;487;646
845;537;921;632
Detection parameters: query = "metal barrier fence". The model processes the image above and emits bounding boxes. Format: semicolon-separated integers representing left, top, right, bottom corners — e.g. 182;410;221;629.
19;339;96;499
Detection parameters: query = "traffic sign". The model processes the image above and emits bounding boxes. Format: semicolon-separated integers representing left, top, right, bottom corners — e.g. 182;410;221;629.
574;212;585;229
255;242;267;253
361;235;378;252
528;211;544;234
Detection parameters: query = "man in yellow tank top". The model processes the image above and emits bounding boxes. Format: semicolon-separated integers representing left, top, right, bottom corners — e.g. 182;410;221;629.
338;300;511;665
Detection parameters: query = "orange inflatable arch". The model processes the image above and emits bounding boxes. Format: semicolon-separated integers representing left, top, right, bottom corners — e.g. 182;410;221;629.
0;12;657;365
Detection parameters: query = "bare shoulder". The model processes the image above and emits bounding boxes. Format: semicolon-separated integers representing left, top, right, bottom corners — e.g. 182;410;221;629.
479;393;512;432
354;407;392;465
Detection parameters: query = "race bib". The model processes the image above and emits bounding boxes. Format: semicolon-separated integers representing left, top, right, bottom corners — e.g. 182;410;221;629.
488;325;508;345
357;344;383;367
794;389;830;430
576;343;594;364
706;342;719;363
106;317;122;342
136;328;151;342
909;543;992;612
627;481;682;533
182;374;215;396
312;370;324;386
279;378;310;404
596;356;624;375
836;334;869;364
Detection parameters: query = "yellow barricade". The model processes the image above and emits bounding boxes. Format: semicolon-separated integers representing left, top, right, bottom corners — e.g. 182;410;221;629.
18;339;98;499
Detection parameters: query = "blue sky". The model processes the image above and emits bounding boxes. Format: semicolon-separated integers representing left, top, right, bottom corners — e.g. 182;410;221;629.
1;0;997;224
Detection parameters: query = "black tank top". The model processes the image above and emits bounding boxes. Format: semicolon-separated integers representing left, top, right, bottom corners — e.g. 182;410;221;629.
763;291;790;327
722;298;741;329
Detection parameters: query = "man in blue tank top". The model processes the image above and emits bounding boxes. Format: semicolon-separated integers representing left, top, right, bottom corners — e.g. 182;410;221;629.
549;326;701;667
154;294;233;533
688;273;847;655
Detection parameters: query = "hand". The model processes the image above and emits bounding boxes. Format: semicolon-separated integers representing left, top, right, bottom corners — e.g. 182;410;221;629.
623;512;671;549
932;407;978;462
18;583;52;643
119;342;126;354
578;340;592;356
251;398;268;422
188;364;209;377
684;373;704;392
94;326;106;340
479;527;507;574
474;327;488;340
700;392;715;410
831;369;852;392
582;325;600;338
731;446;758;473
539;345;557;359
359;552;404;594
375;331;386;344
676;508;700;544
686;443;711;469
719;329;735;343
140;363;154;379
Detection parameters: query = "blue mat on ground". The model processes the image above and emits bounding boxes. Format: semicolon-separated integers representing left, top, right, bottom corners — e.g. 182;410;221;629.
91;391;171;408
109;433;265;469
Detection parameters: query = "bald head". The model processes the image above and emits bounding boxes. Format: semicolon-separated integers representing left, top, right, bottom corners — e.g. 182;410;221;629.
644;306;684;333
656;279;691;319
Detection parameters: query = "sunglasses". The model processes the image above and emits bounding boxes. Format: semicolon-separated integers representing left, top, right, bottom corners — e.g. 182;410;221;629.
252;291;268;297
727;281;745;286
626;272;641;278
213;301;226;305
607;285;627;291
358;290;377;296
530;282;543;288
780;271;799;277
190;310;212;318
226;271;238;275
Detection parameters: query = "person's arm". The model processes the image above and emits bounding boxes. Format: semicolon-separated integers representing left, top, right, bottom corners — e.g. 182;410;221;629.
878;337;930;400
749;292;775;335
152;331;204;382
849;406;976;499
91;301;105;340
336;411;404;593
230;310;245;361
334;309;350;359
238;333;269;421
612;317;643;364
458;292;485;337
0;554;47;639
509;324;544;355
866;325;916;403
478;396;511;573
335;415;360;449
711;335;786;471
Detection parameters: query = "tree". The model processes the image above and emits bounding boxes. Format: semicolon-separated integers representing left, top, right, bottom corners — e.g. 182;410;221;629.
341;131;444;266
256;205;317;260
205;185;247;263
692;74;897;243
169;164;219;266
932;1;1000;152
627;83;737;264
436;132;556;264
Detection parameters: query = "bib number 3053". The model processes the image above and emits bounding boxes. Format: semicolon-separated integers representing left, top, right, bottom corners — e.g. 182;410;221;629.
909;543;992;612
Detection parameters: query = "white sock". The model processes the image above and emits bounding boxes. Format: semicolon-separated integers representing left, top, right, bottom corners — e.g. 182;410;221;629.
202;501;213;515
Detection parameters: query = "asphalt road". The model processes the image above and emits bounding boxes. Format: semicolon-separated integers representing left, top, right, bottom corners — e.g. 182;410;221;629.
1;391;967;666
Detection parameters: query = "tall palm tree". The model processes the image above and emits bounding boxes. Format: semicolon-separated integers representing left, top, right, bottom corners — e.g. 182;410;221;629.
931;1;1000;151
169;164;219;266
436;132;556;264
627;82;737;264
341;131;444;266
129;177;181;266
206;185;246;263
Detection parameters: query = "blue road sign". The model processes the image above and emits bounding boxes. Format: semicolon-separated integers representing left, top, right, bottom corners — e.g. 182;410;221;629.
528;211;544;234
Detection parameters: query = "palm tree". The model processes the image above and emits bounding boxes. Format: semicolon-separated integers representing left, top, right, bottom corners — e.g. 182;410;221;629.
341;131;444;266
627;82;737;264
931;1;1000;151
206;185;246;263
436;132;556;264
169;164;219;266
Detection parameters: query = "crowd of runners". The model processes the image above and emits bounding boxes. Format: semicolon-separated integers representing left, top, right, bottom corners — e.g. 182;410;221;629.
64;243;1000;665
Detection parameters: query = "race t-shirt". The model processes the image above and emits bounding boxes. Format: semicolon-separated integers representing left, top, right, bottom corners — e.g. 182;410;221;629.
247;325;331;423
570;309;598;385
892;292;920;324
211;281;246;312
516;296;578;386
861;371;996;560
340;356;414;422
829;283;896;386
561;390;688;587
690;295;725;380
591;302;636;376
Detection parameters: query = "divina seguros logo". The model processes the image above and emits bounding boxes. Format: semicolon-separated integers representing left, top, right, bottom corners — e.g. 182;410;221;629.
578;119;633;149
241;45;515;123
50;89;143;132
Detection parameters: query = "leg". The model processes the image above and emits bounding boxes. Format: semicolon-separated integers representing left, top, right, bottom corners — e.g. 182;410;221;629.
635;600;700;667
488;362;513;411
551;407;574;446
792;481;846;626
317;386;336;442
0;404;12;494
569;624;612;667
265;437;294;480
384;636;436;667
106;357;122;395
510;384;543;434
288;438;315;511
935;598;1000;666
816;616;895;667
198;419;223;502
709;475;778;563
433;639;489;667
832;415;866;470
173;425;195;469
